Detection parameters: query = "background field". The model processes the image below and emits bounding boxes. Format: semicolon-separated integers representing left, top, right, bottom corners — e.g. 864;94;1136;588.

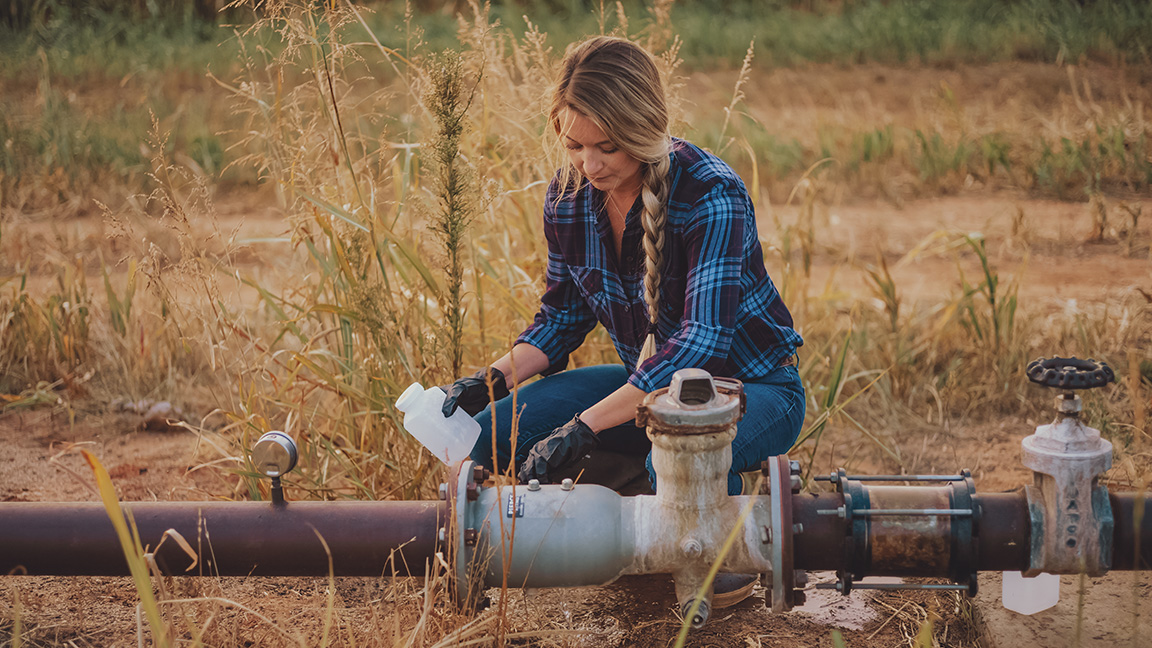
1;1;1150;646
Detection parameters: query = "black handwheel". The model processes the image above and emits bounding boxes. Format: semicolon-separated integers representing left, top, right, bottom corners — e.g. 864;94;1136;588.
1026;357;1115;390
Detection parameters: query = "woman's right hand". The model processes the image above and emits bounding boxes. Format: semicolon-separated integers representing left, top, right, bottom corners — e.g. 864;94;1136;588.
441;367;510;417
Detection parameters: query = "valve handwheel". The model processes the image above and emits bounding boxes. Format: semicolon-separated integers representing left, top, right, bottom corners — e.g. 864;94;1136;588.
1026;356;1115;390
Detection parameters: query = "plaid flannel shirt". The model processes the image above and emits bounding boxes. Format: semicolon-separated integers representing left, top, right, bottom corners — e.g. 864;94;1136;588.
516;139;802;393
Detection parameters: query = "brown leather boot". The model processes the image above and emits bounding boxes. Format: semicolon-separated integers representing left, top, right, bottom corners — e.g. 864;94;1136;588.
712;573;758;608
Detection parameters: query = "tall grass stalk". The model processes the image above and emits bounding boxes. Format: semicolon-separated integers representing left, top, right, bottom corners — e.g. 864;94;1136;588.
81;449;169;648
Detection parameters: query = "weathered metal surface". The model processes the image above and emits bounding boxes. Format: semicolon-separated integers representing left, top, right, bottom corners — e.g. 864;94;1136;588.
634;370;764;626
0;500;445;577
791;489;1034;577
470;481;635;588
866;485;954;576
972;492;1031;571
1021;394;1114;576
791;493;849;570
635;369;744;434
1109;492;1152;571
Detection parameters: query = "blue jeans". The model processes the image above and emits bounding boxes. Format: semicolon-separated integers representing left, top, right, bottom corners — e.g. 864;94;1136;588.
470;364;805;495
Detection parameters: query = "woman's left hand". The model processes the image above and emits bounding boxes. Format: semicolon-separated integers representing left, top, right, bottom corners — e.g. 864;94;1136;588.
517;415;599;484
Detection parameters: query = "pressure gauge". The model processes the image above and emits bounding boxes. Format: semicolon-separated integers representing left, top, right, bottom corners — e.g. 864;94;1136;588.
252;431;298;478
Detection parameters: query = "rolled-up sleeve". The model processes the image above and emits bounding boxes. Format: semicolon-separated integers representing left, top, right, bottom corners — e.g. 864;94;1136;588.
628;181;746;392
515;184;599;374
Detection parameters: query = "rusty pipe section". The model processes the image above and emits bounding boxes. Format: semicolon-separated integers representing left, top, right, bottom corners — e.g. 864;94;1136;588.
0;501;444;577
790;490;1033;576
789;484;1150;592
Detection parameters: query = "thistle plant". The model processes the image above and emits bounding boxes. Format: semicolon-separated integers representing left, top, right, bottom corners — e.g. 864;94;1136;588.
425;50;480;378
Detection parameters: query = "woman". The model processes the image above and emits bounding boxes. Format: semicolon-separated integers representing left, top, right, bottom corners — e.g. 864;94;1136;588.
442;35;804;497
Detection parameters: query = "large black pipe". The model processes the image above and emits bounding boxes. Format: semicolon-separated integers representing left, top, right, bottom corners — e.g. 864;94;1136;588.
0;501;445;577
972;492;1032;572
1110;492;1151;571
790;490;1143;576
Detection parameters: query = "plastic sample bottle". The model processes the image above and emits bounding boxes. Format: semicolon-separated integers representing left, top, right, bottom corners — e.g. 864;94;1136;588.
396;383;481;464
1001;571;1060;615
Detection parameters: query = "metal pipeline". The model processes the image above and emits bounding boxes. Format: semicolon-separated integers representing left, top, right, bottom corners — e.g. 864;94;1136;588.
0;501;444;577
1;365;1150;630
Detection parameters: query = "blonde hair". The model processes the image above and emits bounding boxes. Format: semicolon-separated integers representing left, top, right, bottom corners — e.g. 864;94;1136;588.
550;36;671;364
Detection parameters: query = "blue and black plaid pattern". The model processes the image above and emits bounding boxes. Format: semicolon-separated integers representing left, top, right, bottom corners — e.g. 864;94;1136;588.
517;139;803;393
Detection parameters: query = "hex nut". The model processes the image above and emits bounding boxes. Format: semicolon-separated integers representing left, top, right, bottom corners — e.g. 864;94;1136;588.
473;465;488;483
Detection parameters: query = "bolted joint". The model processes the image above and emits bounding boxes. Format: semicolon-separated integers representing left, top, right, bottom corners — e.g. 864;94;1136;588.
466;482;479;501
463;528;478;546
472;465;489;483
438;483;449;500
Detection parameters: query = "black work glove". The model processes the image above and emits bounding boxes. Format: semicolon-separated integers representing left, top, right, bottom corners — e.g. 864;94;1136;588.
441;367;511;418
518;414;600;484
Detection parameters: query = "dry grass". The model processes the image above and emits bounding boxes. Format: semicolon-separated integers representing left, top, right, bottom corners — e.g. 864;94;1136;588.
2;0;1151;646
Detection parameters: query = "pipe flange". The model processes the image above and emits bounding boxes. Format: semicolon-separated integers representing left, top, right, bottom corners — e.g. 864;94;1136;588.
449;460;486;610
949;470;979;595
767;455;797;612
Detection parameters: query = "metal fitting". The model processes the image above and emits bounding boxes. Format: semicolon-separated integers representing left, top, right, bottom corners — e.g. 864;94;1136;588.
560;478;574;491
681;538;703;559
527;479;541;492
473;465;489;483
1021;395;1114;575
1057;392;1082;415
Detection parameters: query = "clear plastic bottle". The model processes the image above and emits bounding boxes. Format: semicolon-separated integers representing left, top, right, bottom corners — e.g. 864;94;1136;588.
1001;571;1060;615
395;383;481;464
